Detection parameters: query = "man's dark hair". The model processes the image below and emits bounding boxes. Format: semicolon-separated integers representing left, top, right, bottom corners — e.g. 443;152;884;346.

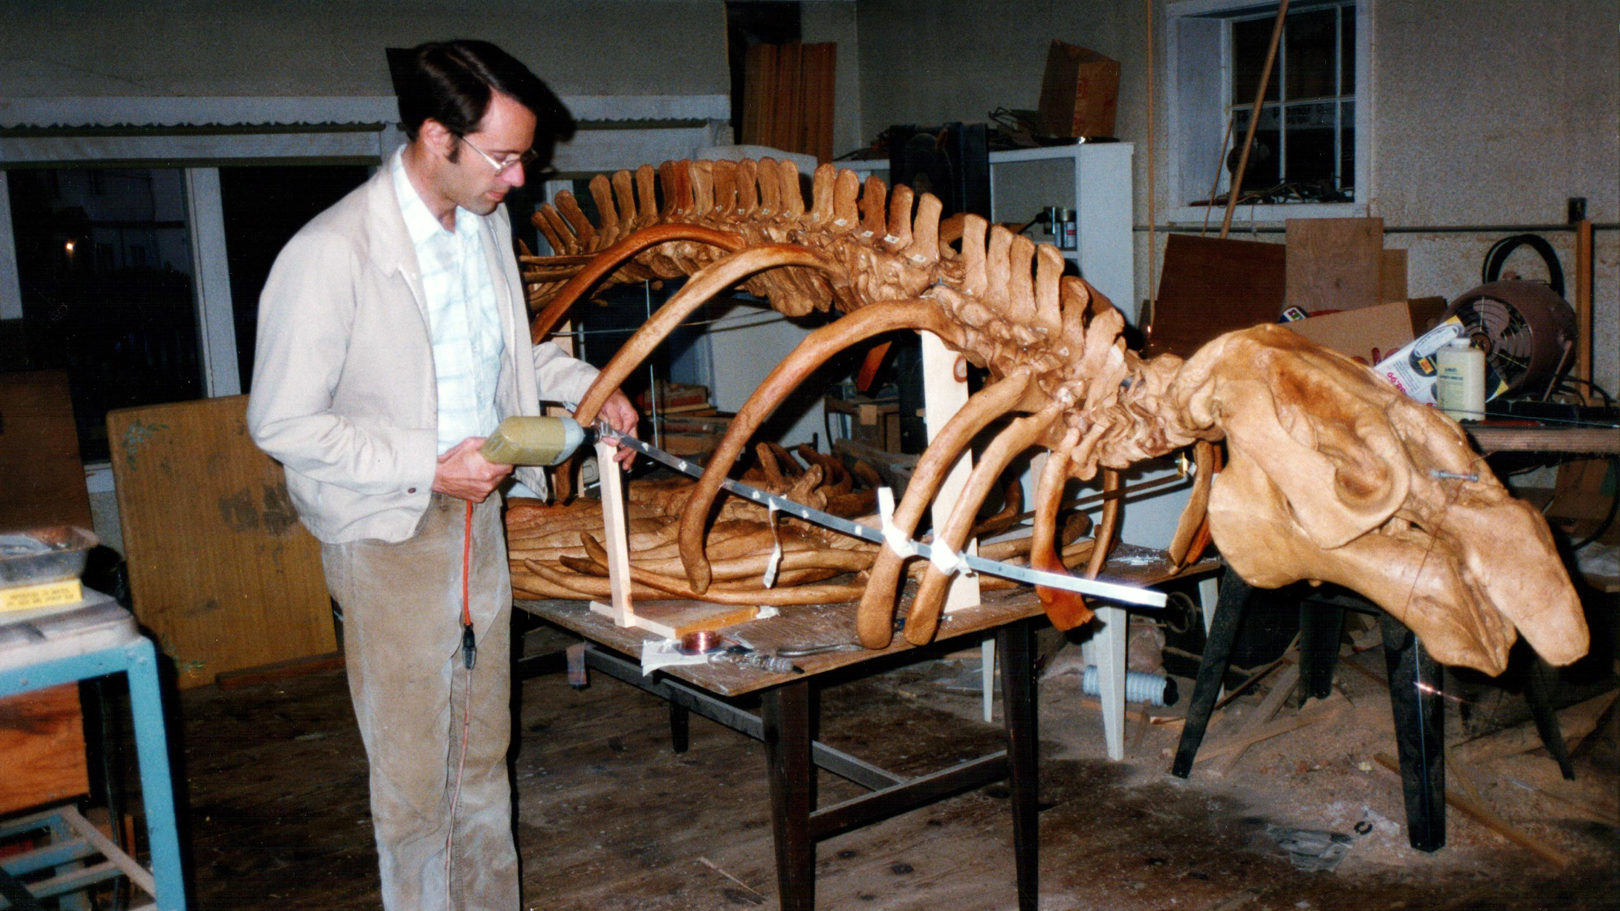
386;40;575;151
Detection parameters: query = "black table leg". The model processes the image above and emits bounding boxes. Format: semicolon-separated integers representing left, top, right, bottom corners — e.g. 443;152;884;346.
1172;567;1253;777
1525;655;1575;780
669;703;690;754
1298;599;1345;701
762;680;815;911
1381;612;1445;852
998;618;1039;911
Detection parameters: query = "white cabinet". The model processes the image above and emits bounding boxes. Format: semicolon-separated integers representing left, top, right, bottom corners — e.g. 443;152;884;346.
987;142;1137;323
985;144;1191;551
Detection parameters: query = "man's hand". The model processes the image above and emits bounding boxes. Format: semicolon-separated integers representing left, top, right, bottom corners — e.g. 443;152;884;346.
432;437;514;503
597;390;640;467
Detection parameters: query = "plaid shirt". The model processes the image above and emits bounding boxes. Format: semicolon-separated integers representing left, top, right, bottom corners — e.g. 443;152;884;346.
391;150;504;454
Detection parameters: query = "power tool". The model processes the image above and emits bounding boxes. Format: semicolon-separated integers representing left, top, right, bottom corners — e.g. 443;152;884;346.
479;415;597;466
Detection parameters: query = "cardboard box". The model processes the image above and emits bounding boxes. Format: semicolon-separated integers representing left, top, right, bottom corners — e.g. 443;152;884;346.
1038;41;1120;139
1283;298;1447;367
1372;315;1508;406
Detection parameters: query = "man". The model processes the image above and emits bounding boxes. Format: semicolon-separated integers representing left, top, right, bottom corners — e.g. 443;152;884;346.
246;40;636;911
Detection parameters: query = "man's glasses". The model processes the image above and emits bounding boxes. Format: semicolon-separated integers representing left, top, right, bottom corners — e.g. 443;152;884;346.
458;135;542;177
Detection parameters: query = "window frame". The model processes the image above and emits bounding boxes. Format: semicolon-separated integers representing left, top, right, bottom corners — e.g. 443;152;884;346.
1164;0;1373;225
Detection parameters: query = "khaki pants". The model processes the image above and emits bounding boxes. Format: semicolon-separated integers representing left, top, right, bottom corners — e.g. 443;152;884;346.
322;494;518;911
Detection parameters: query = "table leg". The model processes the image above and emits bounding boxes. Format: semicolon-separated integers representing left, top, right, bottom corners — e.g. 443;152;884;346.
669;704;690;754
762;680;815;911
1525;655;1574;780
1172;567;1252;778
998;618;1038;911
1381;613;1445;852
125;639;186;910
1298;598;1345;701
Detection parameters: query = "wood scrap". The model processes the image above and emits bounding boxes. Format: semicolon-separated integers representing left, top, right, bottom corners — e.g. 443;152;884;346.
1451;687;1619;766
1491;763;1620;827
1196;691;1341;766
1215;683;1296;773
1372;751;1570;868
1129;702;1153;758
1212;634;1300;712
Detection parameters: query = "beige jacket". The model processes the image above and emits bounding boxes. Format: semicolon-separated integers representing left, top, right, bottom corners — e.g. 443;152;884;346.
246;162;597;544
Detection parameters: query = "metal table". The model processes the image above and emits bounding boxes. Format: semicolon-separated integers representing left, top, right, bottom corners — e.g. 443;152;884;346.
0;590;185;911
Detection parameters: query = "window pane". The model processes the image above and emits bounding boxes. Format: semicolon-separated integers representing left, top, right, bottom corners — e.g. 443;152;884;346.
1341;9;1355;94
1282;102;1339;189
1230;106;1282;190
6;168;200;461
219;165;369;391
1285;8;1339;99
1232;16;1280;103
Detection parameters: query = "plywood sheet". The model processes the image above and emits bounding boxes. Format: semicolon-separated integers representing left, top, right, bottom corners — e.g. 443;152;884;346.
0;370;93;532
0;683;87;816
1147;234;1286;359
1285;217;1384;312
1380;248;1409;304
108;396;334;688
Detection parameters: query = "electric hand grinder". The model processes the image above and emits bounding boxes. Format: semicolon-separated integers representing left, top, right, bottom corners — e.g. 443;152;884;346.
457;416;596;671
478;415;598;466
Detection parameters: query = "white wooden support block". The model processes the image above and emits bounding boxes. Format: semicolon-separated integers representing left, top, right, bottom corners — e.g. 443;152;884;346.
919;331;980;613
1198;575;1220;633
1081;605;1129;761
595;440;635;627
1198;573;1224;702
981;637;996;723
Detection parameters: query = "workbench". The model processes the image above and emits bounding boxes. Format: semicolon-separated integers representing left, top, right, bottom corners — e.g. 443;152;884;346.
0;590;185;910
517;543;1214;911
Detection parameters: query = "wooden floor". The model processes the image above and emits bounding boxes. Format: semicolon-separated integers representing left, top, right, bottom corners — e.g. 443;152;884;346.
150;623;1618;911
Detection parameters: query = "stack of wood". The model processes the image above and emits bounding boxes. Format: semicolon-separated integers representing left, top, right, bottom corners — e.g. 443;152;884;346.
740;42;837;163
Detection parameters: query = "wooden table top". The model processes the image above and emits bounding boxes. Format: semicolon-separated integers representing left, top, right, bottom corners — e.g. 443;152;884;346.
518;544;1219;697
1466;422;1620;455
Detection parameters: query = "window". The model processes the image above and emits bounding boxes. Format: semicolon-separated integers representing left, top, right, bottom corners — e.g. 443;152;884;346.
6;167;202;461
219;164;370;391
1167;0;1370;222
3;163;370;459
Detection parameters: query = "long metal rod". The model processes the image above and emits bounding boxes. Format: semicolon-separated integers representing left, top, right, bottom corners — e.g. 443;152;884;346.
602;430;1166;609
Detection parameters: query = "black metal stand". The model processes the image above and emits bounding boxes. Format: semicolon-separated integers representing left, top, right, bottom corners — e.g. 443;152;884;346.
1380;612;1446;851
1171;572;1451;851
1170;567;1253;778
1525;656;1576;780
